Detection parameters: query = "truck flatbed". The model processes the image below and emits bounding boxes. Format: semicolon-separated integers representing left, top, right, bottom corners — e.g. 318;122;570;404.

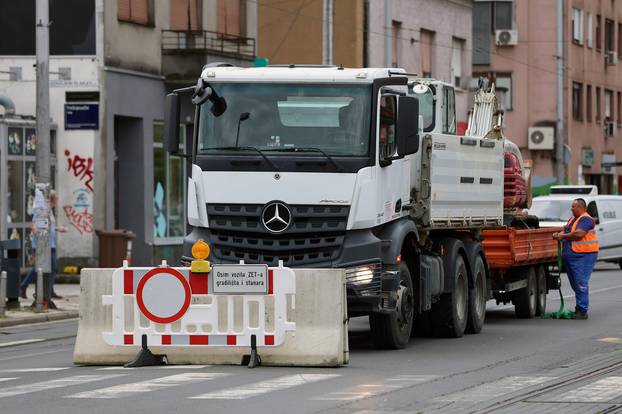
482;227;562;270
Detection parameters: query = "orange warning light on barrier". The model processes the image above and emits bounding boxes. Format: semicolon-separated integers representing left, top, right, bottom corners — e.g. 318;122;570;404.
191;239;212;273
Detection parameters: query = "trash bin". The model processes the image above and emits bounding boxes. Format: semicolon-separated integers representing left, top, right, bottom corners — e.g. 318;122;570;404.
0;239;21;307
96;230;136;268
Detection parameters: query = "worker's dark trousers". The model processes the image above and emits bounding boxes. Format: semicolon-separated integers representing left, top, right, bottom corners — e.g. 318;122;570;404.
563;251;597;314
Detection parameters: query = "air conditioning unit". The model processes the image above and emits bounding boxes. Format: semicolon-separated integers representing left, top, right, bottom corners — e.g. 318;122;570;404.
496;30;518;46
606;51;618;66
527;126;555;150
605;120;616;136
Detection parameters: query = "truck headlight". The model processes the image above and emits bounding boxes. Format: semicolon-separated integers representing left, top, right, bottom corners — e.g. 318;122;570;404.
346;263;378;285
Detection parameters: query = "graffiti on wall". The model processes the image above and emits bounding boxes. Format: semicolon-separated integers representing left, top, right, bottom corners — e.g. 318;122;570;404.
63;188;93;234
65;149;94;191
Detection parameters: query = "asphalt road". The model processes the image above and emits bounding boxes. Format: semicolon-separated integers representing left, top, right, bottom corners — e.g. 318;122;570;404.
1;263;622;414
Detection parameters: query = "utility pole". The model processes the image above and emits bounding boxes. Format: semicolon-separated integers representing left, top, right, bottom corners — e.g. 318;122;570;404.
322;0;333;65
35;0;51;274
384;0;392;67
555;0;565;184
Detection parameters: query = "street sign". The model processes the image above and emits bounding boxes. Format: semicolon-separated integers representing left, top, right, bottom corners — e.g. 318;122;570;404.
212;264;269;294
64;103;99;130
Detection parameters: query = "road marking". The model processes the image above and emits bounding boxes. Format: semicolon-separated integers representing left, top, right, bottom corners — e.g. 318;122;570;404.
0;367;71;373
0;374;125;398
97;365;210;370
599;337;622;344
191;373;340;400
0;378;18;383
315;375;437;401
557;376;622;402
435;376;555;402
67;373;227;399
0;339;45;348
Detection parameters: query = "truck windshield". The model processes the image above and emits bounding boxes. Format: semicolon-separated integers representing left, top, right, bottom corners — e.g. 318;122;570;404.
198;83;372;156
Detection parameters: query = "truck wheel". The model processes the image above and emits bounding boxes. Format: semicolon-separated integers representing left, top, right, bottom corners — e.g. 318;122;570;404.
431;255;469;338
535;266;547;316
466;254;487;334
513;267;537;318
369;262;414;349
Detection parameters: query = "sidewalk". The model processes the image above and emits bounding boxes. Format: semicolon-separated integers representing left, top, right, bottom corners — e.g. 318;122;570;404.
0;283;80;328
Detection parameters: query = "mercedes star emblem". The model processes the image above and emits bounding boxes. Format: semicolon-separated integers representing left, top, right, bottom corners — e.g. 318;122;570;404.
262;202;292;233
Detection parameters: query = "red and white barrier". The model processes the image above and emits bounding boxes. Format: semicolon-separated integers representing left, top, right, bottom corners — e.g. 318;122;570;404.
102;264;295;349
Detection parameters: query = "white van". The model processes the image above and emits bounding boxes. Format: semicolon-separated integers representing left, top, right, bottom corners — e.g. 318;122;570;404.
529;195;622;267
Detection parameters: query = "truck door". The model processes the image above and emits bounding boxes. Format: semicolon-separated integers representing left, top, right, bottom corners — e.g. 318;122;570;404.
376;93;411;225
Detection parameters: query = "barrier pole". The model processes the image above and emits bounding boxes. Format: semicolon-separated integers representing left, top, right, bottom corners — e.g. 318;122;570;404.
0;271;6;317
36;268;43;311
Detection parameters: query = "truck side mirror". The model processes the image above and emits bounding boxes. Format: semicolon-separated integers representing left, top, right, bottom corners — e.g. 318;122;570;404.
396;96;419;156
164;92;181;154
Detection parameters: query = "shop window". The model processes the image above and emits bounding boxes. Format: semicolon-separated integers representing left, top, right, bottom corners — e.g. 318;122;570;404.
379;95;397;162
153;123;186;243
5;126;56;268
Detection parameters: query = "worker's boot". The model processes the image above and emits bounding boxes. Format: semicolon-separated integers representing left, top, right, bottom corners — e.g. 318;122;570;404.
572;309;588;320
19;288;27;299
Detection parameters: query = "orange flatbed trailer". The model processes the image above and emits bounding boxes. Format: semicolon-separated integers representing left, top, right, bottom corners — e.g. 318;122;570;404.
482;227;562;271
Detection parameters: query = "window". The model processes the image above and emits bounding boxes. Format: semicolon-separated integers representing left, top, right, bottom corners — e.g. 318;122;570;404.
451;38;465;87
619;23;622;57
0;0;95;55
587;85;593;121
493;1;512;31
572;82;583;121
420;29;434;78
495;74;512;110
587;12;593;48
572;8;583;44
617;91;621;125
605;89;613;121
118;0;153;26
443;87;456;135
411;83;435;131
217;0;242;36
153;123;186;242
605;19;614;52
596;87;602;121
596;15;602;49
379;95;397;161
170;0;200;31
392;21;402;68
473;2;491;65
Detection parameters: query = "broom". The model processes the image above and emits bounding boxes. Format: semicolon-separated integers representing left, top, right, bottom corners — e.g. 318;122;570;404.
543;241;574;319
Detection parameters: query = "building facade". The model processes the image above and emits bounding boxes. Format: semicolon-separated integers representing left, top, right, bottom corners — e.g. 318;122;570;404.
0;0;257;268
367;0;474;133
473;0;622;195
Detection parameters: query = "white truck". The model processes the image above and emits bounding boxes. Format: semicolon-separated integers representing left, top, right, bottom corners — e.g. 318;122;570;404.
163;65;541;349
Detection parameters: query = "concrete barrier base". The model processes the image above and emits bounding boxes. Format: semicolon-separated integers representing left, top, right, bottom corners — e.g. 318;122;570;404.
73;268;349;367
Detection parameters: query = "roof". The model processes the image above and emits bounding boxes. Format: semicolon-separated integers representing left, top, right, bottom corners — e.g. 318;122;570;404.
199;66;407;83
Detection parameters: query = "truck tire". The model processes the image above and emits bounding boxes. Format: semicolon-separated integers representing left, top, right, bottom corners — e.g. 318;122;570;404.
535;266;547;316
431;254;469;338
513;266;537;318
369;261;414;349
466;254;487;334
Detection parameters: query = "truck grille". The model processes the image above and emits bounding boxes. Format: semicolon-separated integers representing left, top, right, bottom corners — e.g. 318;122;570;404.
206;203;349;267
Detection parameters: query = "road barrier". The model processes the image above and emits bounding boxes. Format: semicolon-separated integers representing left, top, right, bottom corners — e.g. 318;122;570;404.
74;266;348;367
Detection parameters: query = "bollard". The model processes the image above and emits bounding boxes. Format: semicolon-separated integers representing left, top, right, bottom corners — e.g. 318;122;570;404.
36;268;43;311
0;271;6;318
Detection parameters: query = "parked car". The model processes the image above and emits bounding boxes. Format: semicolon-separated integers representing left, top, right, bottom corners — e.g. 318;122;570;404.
529;195;622;268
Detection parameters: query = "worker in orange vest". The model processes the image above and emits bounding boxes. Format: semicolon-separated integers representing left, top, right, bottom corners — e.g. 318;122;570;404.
553;198;599;319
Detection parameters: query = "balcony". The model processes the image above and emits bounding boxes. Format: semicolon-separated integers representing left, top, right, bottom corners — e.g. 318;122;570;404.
162;29;255;59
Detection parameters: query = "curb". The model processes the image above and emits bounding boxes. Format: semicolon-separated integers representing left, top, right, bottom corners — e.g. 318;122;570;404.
0;310;79;328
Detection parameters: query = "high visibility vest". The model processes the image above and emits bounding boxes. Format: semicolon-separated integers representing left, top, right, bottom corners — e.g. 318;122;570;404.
565;212;599;253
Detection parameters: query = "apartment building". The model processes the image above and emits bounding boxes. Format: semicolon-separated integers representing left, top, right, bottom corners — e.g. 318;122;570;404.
367;0;473;132
0;0;257;268
473;0;622;195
